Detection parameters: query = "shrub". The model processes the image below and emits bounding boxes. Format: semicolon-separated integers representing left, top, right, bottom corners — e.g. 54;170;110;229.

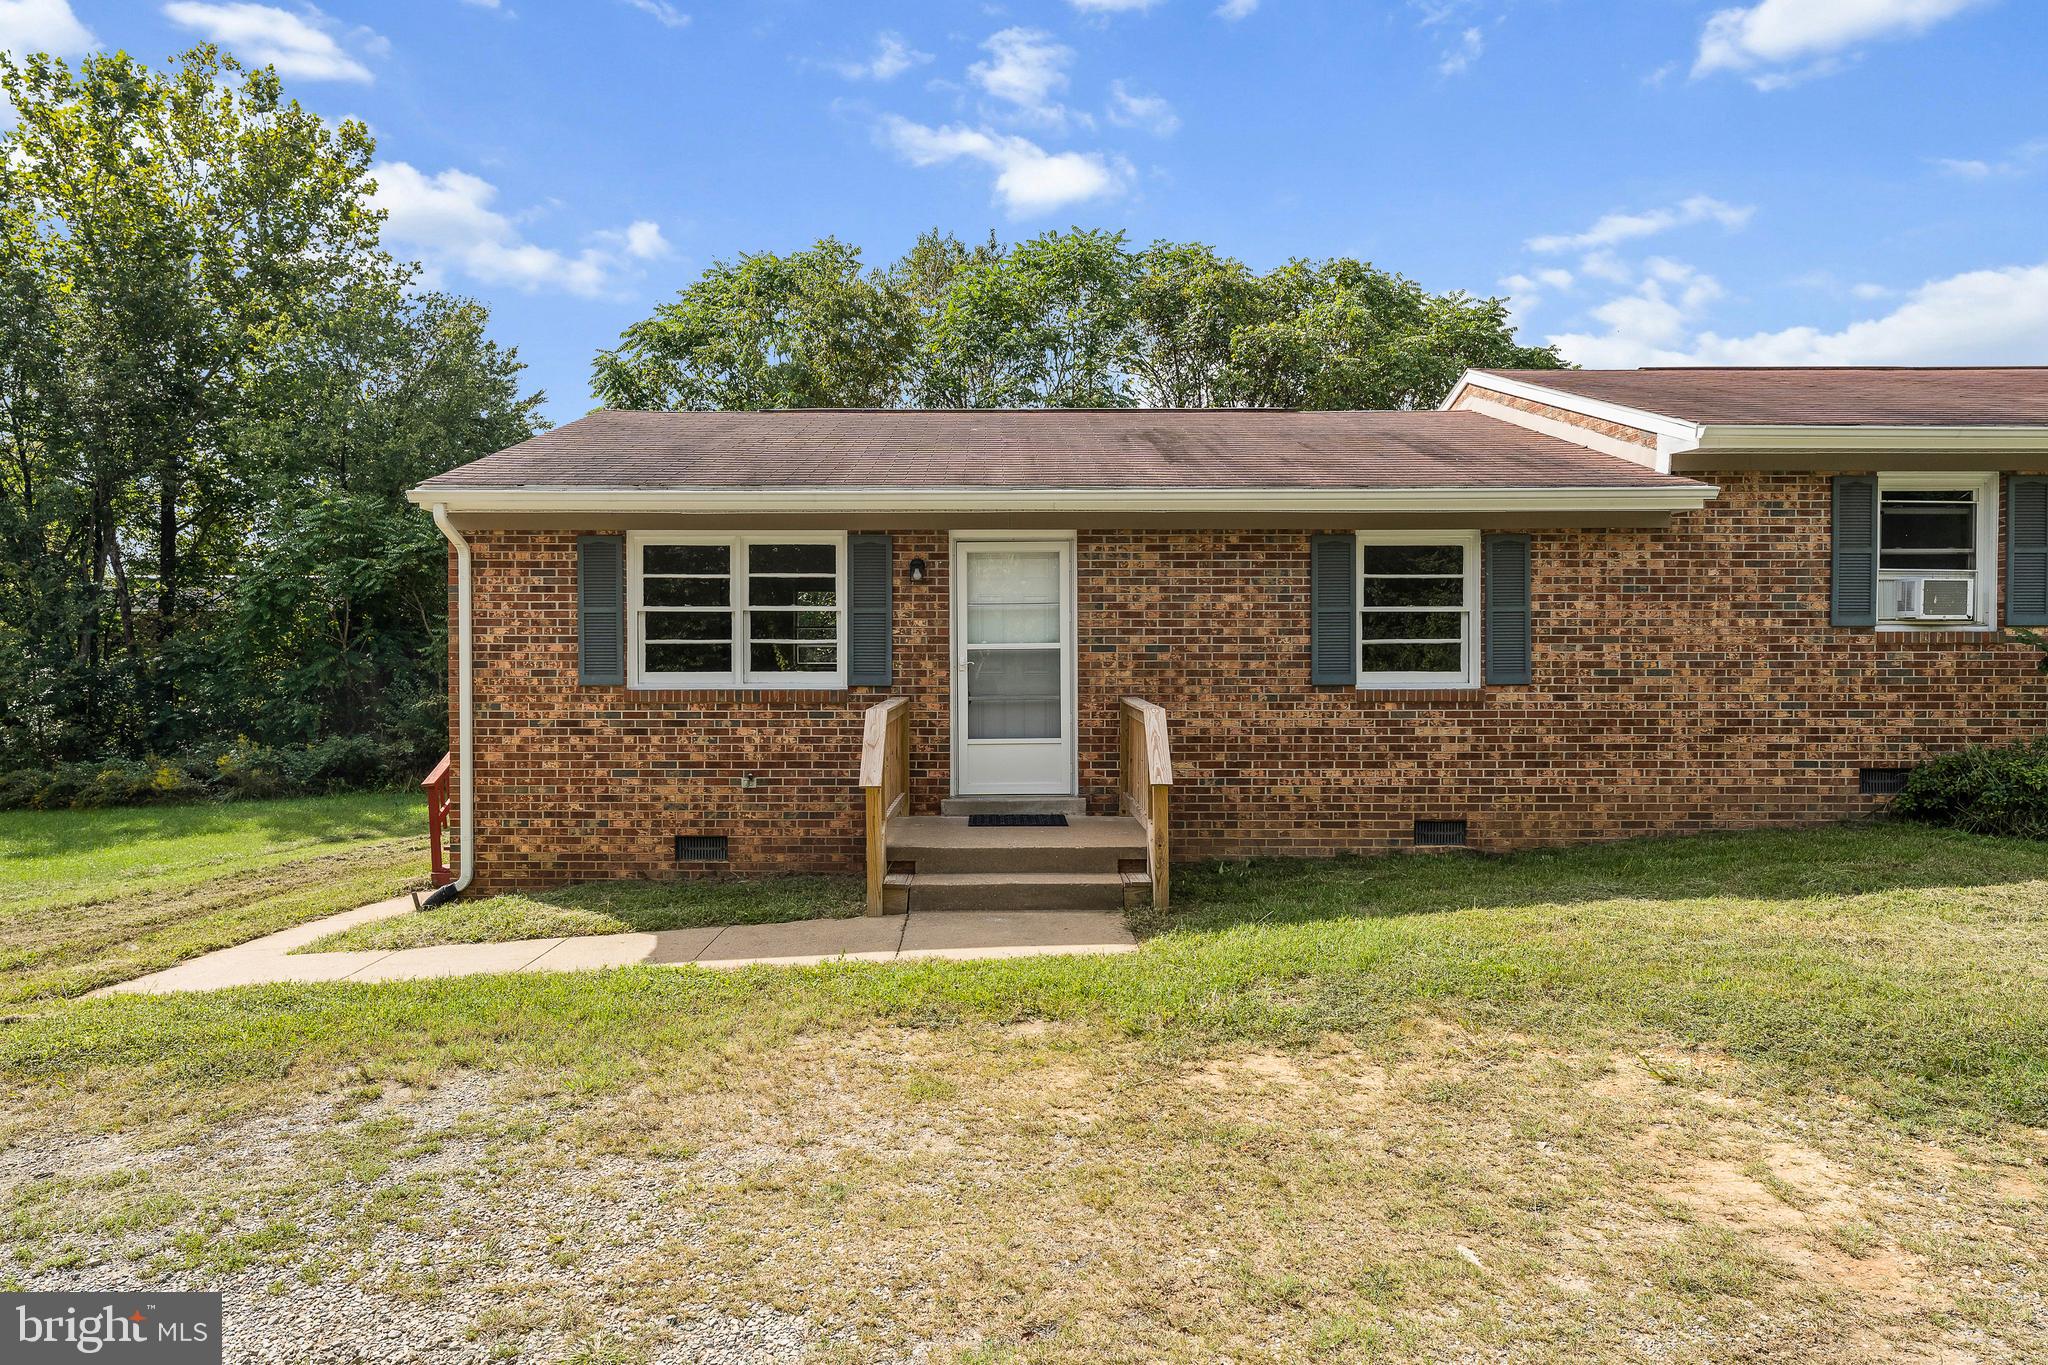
0;736;425;811
1891;737;2048;839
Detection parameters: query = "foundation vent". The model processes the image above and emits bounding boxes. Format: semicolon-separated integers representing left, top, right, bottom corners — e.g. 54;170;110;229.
1859;767;1912;797
1413;819;1469;848
675;834;729;863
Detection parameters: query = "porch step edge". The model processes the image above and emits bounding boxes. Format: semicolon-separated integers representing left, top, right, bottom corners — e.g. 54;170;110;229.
938;796;1088;817
902;870;1132;913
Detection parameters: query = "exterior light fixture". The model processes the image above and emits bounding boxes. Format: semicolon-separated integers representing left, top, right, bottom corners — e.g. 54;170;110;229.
908;557;927;583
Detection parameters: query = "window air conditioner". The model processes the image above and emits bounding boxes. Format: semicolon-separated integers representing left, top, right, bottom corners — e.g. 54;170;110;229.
1891;577;1973;621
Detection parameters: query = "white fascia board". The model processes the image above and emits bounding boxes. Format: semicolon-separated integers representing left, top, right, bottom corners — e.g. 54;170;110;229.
405;483;1719;515
1441;371;1706;453
1691;424;2048;454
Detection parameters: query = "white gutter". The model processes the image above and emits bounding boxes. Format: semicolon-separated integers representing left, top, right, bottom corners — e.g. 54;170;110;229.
1689;424;2048;454
405;483;1718;516
429;504;475;893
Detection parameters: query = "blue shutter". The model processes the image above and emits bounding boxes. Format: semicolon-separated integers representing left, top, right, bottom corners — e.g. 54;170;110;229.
1831;475;1878;627
577;535;626;685
1310;534;1356;686
846;533;893;686
1483;533;1533;685
2008;476;2048;627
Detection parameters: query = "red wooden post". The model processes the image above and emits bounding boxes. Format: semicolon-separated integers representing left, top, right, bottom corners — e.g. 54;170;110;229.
422;753;454;887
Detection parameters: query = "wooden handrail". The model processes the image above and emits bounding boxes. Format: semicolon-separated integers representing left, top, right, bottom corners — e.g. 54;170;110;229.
421;752;454;888
859;697;912;914
1118;698;1173;911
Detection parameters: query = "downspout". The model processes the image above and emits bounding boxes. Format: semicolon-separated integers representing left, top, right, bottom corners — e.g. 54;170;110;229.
426;504;475;901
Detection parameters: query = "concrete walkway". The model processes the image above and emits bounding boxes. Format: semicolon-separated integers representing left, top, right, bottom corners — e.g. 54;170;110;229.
98;895;1138;996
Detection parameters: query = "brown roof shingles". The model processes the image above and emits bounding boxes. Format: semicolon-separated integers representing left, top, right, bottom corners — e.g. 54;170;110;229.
1479;367;2048;427
415;408;1697;492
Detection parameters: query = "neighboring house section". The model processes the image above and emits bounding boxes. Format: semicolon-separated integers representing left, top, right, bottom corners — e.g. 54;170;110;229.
408;370;2048;895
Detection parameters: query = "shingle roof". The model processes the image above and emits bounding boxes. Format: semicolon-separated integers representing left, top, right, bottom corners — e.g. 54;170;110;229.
1478;367;2048;427
414;408;1696;492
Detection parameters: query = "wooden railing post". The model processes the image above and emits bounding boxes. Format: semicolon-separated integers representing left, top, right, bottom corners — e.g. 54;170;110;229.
859;697;911;915
421;753;454;887
1117;698;1173;912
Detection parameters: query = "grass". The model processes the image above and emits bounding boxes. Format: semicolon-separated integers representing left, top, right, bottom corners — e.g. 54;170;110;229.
8;821;2047;1128
0;790;427;1006
4;818;2046;1360
297;874;864;953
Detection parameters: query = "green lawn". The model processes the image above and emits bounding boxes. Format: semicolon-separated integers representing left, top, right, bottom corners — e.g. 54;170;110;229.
0;790;428;1006
3;819;2045;1361
297;873;863;952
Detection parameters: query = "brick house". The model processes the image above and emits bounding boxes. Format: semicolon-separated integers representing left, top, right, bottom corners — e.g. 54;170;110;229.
406;366;2048;912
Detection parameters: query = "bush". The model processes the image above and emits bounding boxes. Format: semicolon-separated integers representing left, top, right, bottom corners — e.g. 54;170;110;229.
1891;737;2048;838
0;737;428;811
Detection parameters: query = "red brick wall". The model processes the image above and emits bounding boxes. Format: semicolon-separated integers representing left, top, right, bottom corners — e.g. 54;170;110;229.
450;473;2048;888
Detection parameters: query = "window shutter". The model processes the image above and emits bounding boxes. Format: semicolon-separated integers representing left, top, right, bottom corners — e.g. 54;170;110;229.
577;535;626;685
846;533;893;686
1482;533;1533;685
1310;534;1356;685
1831;475;1879;627
2008;476;2048;627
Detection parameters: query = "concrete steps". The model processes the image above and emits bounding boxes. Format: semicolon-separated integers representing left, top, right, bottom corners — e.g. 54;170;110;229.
885;814;1151;913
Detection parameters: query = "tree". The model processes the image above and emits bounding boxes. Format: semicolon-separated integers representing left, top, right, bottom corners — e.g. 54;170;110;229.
0;45;544;775
599;230;1560;414
592;238;916;410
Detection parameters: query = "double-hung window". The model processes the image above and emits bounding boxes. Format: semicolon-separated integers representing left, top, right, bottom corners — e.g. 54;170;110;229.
1876;473;1997;628
1357;531;1479;688
629;533;846;687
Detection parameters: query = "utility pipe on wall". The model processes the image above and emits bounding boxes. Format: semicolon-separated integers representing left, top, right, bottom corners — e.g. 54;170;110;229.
429;503;475;895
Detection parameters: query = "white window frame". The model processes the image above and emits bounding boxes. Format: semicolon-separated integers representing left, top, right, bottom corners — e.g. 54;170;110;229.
1355;530;1480;690
628;531;848;689
1875;472;1998;632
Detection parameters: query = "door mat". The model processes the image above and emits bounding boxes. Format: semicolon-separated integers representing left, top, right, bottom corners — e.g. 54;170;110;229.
967;813;1069;828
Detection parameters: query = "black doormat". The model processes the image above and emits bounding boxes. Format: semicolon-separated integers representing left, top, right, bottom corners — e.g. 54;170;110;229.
968;813;1069;828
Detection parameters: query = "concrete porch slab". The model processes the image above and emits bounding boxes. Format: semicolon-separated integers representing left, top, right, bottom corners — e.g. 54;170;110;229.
897;910;1136;956
693;915;906;966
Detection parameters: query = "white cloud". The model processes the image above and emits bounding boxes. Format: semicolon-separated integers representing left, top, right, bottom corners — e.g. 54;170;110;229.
595;220;670;261
1215;0;1259;17
372;162;665;298
1694;0;1989;87
1437;26;1484;75
969;27;1076;127
1106;79;1178;136
830;31;932;81
1500;268;1576;313
622;0;688;30
877;115;1128;216
1934;137;2048;179
161;3;375;82
1069;0;1166;11
0;0;94;56
1527;194;1754;253
1552;260;2048;368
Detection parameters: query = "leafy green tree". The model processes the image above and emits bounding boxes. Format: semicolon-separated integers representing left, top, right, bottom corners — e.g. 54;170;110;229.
600;230;1560;414
592;238;915;410
0;45;543;776
1127;240;1266;408
1226;258;1560;410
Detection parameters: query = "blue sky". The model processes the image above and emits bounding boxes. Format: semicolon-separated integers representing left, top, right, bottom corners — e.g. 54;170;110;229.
5;0;2046;422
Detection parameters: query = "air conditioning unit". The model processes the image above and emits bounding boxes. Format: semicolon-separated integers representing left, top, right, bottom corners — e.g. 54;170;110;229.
1891;576;1973;621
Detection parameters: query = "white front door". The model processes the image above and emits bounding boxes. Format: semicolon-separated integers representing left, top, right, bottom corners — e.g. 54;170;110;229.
953;537;1076;796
